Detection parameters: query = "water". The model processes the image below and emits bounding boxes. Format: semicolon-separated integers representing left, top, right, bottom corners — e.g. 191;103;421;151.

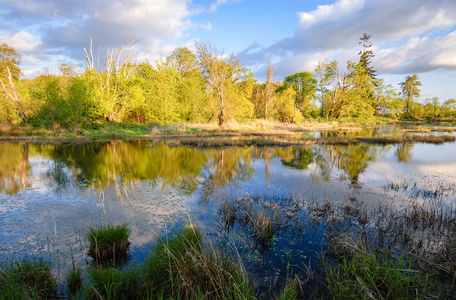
1;126;455;294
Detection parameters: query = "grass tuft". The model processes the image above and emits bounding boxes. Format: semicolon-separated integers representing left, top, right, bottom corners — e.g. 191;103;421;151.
144;226;255;299
66;267;83;295
87;223;131;264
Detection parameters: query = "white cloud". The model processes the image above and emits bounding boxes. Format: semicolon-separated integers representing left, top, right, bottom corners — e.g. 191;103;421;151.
0;31;42;53
208;0;242;13
238;0;456;79
299;0;365;28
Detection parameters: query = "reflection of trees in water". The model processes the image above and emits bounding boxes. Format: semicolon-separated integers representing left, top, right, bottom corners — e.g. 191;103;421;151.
45;141;210;205
273;147;314;170
309;144;390;186
0;143;31;194
0;141;397;200
395;143;413;163
200;148;254;204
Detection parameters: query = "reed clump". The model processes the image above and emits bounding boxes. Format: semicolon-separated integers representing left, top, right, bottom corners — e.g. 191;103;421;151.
0;260;56;299
324;245;436;299
87;223;131;263
65;267;83;295
143;226;255;299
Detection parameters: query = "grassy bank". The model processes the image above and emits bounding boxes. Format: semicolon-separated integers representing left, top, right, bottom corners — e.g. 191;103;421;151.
1;119;454;147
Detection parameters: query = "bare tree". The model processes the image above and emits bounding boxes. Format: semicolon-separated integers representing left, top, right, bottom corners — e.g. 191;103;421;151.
0;66;26;121
264;55;276;119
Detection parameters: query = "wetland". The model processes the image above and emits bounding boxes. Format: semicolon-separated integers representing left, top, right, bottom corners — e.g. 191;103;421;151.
1;123;456;298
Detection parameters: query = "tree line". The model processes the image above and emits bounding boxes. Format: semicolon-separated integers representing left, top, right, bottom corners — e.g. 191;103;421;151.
1;34;455;129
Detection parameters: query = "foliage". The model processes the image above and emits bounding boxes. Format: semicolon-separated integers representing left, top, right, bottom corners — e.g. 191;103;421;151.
399;74;422;118
282;71;317;120
1;36;453;128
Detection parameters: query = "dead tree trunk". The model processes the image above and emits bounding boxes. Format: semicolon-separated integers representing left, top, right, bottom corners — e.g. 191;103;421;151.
0;67;26;121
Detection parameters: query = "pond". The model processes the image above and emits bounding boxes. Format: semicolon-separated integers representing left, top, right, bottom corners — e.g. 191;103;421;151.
1;125;456;297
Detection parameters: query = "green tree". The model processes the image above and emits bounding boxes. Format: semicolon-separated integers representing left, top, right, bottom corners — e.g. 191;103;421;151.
315;60;350;119
82;38;140;122
399;74;421;118
441;98;456;118
0;43;26;122
282;71;317;121
166;47;209;122
0;43;21;80
424;97;440;118
196;41;254;124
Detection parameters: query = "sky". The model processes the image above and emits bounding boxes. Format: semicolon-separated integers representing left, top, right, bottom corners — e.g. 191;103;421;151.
1;0;455;101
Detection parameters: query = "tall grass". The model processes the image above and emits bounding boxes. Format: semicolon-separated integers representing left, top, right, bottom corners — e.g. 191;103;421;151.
324;248;436;299
143;226;255;299
0;260;56;299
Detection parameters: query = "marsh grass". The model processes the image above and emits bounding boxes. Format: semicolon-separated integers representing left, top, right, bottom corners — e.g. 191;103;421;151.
66;267;83;295
219;196;307;251
87;223;131;264
89;266;142;299
0;260;57;299
143;226;255;299
323;247;436;299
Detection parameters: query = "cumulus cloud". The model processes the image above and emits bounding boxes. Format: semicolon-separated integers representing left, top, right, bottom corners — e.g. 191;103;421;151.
0;31;42;53
238;0;456;79
0;0;201;77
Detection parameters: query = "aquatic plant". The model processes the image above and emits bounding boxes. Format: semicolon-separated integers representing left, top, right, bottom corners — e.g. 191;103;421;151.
143;226;255;299
0;260;56;299
65;266;83;295
323;245;436;299
87;223;131;263
89;266;142;299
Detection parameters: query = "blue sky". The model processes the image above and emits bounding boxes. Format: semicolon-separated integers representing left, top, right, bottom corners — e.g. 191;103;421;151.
1;0;455;101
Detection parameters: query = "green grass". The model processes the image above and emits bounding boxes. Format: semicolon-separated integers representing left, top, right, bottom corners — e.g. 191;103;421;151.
87;223;131;264
143;226;255;299
0;260;57;299
89;266;142;300
324;250;436;299
66;267;83;295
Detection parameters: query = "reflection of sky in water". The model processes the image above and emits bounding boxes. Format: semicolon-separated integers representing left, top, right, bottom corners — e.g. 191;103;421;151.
1;138;456;277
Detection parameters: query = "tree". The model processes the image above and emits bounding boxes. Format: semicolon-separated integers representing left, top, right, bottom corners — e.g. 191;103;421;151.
166;47;208;122
195;41;254;124
282;71;317;121
0;43;21;80
315;60;350;120
424;97;440;118
0;43;26;122
83;38;139;122
441;99;456;118
264;56;275;119
358;33;376;80
399;74;421;118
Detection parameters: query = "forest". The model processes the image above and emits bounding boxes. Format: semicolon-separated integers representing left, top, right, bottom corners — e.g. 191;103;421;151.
1;34;455;131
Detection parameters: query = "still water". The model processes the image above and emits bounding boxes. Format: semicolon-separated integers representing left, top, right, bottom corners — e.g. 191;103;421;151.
1;129;456;290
